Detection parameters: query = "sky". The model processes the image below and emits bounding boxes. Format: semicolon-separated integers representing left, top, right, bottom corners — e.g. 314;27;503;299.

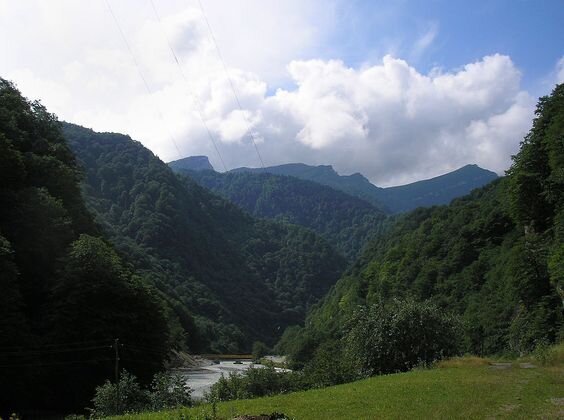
1;0;563;186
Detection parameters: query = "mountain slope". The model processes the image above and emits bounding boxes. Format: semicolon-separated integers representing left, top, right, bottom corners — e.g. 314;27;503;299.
63;123;346;353
231;163;497;213
0;79;170;413
175;169;387;260
380;164;498;213
280;84;564;364
231;163;388;210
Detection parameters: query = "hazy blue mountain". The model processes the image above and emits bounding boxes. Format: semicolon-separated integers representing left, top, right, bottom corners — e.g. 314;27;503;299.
230;162;497;213
380;164;498;213
168;155;214;171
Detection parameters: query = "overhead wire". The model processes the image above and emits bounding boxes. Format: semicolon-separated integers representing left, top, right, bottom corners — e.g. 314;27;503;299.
196;0;266;169
0;344;112;356
0;339;112;351
0;358;115;369
0;341;171;368
104;0;184;159
149;0;228;171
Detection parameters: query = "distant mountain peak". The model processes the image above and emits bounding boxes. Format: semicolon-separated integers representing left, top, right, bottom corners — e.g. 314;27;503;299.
168;156;214;172
222;161;498;214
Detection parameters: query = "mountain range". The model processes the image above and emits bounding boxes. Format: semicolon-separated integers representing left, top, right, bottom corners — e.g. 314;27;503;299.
169;156;498;214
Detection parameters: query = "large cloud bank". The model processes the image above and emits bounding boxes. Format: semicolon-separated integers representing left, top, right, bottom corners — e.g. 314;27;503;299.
0;1;543;185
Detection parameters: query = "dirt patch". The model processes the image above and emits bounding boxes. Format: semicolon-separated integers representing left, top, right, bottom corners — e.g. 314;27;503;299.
489;362;512;370
519;362;536;369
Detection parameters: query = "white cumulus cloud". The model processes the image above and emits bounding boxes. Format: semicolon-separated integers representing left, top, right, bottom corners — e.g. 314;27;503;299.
0;0;541;185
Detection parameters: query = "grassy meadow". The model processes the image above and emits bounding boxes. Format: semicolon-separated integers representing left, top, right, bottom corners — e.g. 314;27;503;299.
112;345;564;419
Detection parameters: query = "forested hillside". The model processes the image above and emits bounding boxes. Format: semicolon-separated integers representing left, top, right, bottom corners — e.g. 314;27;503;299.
175;169;387;260
232;163;387;209
280;84;564;366
63;123;346;353
0;79;172;413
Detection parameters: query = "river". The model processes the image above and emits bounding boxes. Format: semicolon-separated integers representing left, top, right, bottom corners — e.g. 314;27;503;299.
178;357;288;400
179;359;256;400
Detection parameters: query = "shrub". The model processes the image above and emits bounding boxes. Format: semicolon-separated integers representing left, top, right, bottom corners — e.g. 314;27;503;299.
90;371;149;417
344;299;462;376
89;370;191;417
206;366;306;402
302;340;356;387
149;372;192;410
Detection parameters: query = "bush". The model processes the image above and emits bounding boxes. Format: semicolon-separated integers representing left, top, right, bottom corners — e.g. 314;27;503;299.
149;371;192;410
89;370;191;417
206;366;306;402
344;299;462;376
90;371;149;417
302;340;355;388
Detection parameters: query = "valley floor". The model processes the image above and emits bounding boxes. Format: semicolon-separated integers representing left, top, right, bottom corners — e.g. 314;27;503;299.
113;350;564;420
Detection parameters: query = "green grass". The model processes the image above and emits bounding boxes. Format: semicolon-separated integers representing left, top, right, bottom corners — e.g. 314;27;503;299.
114;349;564;419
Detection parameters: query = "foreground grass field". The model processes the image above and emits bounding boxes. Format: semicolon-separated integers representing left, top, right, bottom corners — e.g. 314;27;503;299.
115;349;564;419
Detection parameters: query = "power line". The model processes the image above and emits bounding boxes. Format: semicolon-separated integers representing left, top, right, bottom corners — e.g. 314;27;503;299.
0;339;112;351
0;358;114;369
104;0;184;159
149;0;228;171
196;0;266;169
0;344;111;356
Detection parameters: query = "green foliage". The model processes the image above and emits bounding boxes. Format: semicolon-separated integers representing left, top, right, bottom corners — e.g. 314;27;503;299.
548;241;564;304
63;122;346;352
182;170;387;260
343;299;462;376
0;79;173;413
91;371;150;417
48;235;171;393
90;371;191;417
252;341;270;361
301;340;354;388
205;367;306;402
507;84;564;232
148;372;192;411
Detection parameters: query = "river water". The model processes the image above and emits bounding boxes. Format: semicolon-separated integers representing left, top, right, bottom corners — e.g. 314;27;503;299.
178;360;256;400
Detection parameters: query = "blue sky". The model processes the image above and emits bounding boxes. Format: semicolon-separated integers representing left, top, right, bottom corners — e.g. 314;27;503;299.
0;0;562;185
317;0;563;91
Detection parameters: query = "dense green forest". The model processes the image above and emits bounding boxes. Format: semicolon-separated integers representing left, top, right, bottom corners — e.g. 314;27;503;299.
231;163;388;209
229;162;497;213
174;169;387;260
279;84;564;368
0;79;172;413
63;123;346;353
